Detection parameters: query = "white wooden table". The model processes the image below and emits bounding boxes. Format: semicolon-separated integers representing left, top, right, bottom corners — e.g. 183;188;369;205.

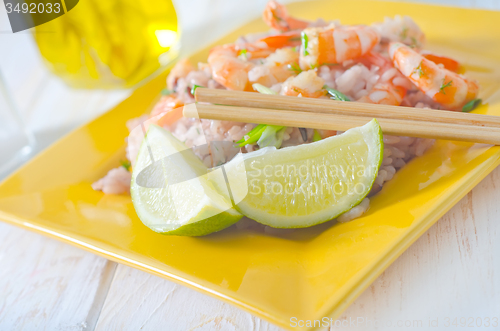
1;1;499;330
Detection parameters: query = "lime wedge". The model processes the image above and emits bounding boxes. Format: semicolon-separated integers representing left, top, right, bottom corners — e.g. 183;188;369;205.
223;119;383;228
131;125;242;236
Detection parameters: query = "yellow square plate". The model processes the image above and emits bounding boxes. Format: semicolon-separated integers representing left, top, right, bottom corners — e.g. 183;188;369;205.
1;1;500;330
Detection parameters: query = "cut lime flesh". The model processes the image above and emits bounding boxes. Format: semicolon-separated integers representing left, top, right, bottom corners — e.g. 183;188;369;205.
223;119;383;228
130;125;242;236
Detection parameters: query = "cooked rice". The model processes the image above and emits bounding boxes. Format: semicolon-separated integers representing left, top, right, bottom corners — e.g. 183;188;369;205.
92;166;131;195
93;12;442;226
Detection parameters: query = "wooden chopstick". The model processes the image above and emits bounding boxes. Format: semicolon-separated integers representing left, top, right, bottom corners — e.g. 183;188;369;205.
183;103;500;145
195;88;500;128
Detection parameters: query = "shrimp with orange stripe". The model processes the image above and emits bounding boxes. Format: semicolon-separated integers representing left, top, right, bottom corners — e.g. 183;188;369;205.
208;42;278;91
390;42;479;110
299;24;381;69
263;1;390;75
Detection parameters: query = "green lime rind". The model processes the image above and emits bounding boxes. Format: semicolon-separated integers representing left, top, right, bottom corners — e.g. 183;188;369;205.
160;210;241;236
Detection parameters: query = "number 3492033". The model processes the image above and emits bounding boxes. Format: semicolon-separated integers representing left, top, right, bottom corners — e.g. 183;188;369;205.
444;317;498;328
6;2;61;14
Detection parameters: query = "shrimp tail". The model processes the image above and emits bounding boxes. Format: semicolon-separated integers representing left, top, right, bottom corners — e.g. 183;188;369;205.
420;51;460;73
258;31;302;49
263;0;309;31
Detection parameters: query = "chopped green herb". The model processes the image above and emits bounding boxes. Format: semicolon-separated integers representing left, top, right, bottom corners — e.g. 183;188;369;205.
462;98;482;112
410;36;417;46
312;130;322;142
287;62;302;74
191;84;203;95
238;49;248;60
238;85;286;148
439;79;452;94
196;128;200;134
236;124;267;147
252;83;278;95
120;160;131;171
400;27;408;40
324;86;350;101
161;88;173;96
236;124;264;144
272;13;284;22
412;61;424;77
257;125;286;148
301;31;309;56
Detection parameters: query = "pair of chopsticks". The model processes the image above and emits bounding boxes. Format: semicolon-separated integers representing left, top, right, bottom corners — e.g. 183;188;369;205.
182;88;500;145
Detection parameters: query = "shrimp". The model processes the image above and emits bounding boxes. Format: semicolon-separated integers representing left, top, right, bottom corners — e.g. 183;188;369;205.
127;96;184;167
249;47;300;87
358;51;393;71
358;82;406;105
300;25;380;70
236;42;277;59
258;30;302;49
150;95;183;117
208;45;255;91
420;51;460;73
247;65;278;87
280;70;326;98
262;0;309;32
209;40;299;90
355;51;408;105
390;42;479;110
166;59;194;90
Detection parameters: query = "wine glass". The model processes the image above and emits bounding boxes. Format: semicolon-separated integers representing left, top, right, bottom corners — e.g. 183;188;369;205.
33;0;180;89
0;69;36;179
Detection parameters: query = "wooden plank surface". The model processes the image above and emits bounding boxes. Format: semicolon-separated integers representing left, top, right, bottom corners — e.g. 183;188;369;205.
95;265;281;331
0;1;499;330
93;167;500;331
0;223;116;330
334;169;500;330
